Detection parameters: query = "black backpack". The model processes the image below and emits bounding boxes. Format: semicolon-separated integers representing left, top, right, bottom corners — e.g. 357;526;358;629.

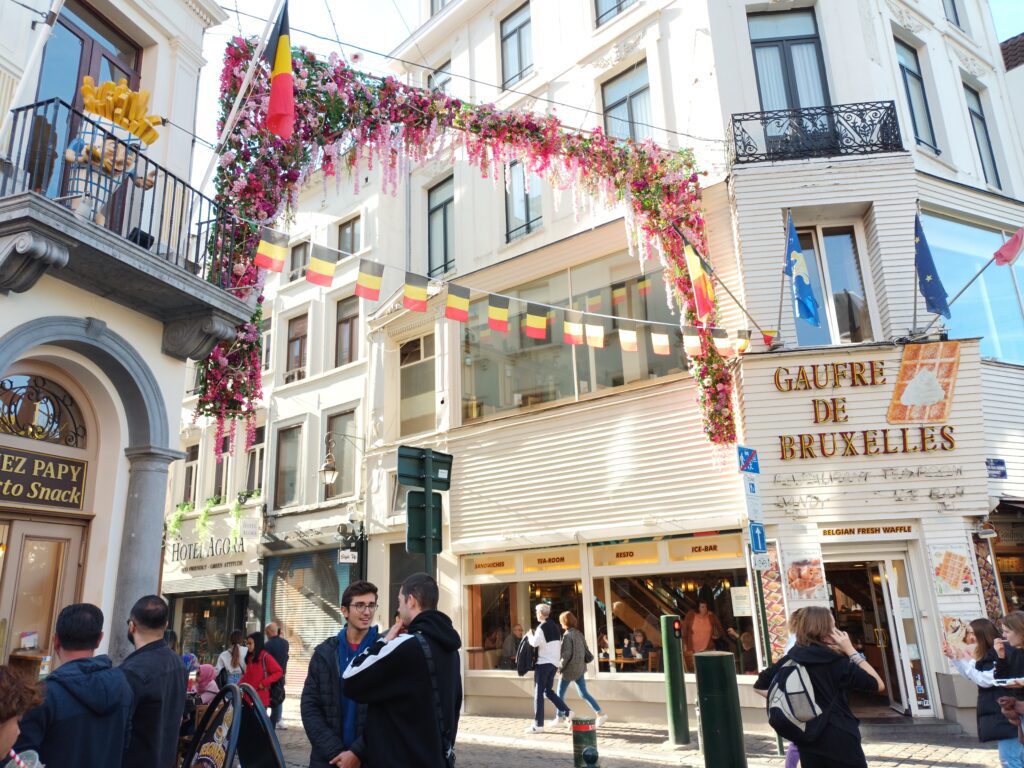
515;636;536;677
765;657;834;744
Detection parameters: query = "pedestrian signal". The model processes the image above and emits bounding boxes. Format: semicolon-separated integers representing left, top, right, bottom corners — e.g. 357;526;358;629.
673;619;681;639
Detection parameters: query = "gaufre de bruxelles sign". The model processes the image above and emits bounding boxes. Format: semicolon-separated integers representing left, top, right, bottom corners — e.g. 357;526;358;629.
0;445;87;510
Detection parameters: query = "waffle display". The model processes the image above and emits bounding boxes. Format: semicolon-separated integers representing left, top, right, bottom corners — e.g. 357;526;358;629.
933;549;971;593
887;341;960;424
760;545;788;662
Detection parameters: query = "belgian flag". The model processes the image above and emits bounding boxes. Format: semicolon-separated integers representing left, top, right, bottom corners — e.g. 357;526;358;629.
445;284;470;322
524;303;547;340
563;310;584;345
263;2;295;139
354;259;385;301
487;295;510;332
254;227;287;272
684;244;715;326
305;244;338;287
638;277;651;297
734;329;751;355
586;293;602;313
651;331;671;356
619;324;638;352
612;285;627;306
404;273;429;312
711;327;734;357
761;329;779;347
585;322;605;348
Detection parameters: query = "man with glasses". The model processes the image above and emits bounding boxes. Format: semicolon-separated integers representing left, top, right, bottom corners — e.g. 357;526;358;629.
301;580;380;768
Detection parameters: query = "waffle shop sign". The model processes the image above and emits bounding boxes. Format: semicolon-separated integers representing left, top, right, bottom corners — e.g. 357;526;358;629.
772;343;959;462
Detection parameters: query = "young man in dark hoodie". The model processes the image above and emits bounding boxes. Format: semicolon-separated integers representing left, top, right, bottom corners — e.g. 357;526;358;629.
14;603;134;767
343;572;462;768
300;580;380;768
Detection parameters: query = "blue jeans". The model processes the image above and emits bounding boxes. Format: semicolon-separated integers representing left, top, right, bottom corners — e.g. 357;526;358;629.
557;676;602;716
533;664;569;726
999;737;1023;768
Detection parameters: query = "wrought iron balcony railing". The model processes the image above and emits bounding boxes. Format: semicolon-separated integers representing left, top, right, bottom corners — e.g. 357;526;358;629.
1;98;238;290
731;101;904;164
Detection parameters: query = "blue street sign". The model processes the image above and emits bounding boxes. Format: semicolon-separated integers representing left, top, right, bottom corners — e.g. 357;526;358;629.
737;446;760;475
987;458;1007;480
749;521;767;554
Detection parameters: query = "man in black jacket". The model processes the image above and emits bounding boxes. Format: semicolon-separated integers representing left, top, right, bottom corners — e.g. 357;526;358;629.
343;572;461;768
119;595;186;768
264;621;290;730
14;603;134;767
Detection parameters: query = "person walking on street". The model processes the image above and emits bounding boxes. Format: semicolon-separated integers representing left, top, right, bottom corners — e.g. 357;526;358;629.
754;606;884;768
343;572;462;768
0;666;43;761
120;595;187;768
526;602;571;732
555;611;606;728
301;580;381;768
239;632;283;712
214;629;246;686
14;604;134;767
265;622;290;730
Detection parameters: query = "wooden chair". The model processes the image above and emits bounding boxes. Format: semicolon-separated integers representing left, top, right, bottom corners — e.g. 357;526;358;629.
647;650;661;672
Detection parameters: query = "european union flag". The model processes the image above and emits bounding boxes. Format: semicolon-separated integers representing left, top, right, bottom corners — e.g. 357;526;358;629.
915;214;950;319
783;213;821;327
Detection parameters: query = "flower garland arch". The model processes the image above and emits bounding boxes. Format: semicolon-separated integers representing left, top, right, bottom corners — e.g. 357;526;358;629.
197;38;736;452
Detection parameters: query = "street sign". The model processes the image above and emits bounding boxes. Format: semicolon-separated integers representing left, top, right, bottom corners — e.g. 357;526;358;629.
751;553;771;571
397;445;454;491
337;549;359;564
987;458;1008;479
406;490;442;555
743;475;763;522
749;521;767;554
737;446;759;474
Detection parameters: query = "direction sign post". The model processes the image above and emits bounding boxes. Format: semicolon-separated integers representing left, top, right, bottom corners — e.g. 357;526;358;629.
397;446;454;575
749;521;767;554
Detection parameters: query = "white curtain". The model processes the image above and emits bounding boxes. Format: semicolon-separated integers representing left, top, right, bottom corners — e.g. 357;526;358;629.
791;42;826;108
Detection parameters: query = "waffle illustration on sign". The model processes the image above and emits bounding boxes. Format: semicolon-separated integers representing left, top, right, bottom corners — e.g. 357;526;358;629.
887;341;960;423
934;550;970;592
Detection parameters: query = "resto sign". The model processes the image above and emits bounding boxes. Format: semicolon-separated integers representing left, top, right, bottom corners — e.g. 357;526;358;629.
0;445;87;511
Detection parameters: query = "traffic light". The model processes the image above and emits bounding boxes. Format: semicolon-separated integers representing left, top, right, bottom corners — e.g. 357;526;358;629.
673;619;682;639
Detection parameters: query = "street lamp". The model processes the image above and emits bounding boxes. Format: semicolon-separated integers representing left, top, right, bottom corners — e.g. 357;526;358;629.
319;431;364;488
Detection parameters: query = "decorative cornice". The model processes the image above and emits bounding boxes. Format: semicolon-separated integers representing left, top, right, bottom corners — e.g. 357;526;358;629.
886;0;926;33
0;229;70;294
587;32;645;72
954;49;987;77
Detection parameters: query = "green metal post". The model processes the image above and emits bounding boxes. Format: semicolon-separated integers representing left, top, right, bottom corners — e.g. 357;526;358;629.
753;558;784;756
423;449;434;576
571;717;597;767
694;651;747;768
660;614;690;745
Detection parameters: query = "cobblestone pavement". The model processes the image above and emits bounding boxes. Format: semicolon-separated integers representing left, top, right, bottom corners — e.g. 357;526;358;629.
273;701;1001;767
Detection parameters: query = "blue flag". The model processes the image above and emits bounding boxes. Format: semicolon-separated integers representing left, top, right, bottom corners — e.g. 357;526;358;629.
915;214;950;319
783;213;821;327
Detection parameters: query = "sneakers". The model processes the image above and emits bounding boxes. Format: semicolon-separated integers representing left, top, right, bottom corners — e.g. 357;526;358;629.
526;723;544;733
595;713;608;727
553;710;574;726
275;722;288;731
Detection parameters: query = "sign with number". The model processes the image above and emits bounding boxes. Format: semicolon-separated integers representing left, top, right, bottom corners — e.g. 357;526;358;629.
749;521;767;554
752;553;771;571
737;445;759;474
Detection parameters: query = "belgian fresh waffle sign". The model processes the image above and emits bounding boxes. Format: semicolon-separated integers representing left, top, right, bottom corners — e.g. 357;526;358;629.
0;445;87;510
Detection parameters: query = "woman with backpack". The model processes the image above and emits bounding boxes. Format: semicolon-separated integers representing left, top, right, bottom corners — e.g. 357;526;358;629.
239;631;283;710
753;606;884;768
943;617;1021;768
555;611;608;727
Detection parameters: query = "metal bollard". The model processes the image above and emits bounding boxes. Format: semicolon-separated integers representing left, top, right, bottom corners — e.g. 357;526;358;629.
581;746;600;767
694;651;747;768
571;717;598;768
660;614;690;745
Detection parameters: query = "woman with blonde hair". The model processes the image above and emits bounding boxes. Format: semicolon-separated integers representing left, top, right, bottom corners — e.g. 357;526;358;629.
754;606;884;768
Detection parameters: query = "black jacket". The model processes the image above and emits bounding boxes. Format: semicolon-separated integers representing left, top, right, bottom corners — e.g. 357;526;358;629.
975;649;1018;742
266;635;290;676
755;644;878;768
300;635;369;768
994;644;1024;681
343;610;462;768
14;655;134;768
119;639;187;768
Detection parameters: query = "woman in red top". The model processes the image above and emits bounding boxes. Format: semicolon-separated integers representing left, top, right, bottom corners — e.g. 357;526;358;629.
239;631;283;708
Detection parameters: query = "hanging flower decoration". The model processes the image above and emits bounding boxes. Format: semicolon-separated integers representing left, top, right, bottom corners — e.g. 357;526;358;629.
196;38;736;450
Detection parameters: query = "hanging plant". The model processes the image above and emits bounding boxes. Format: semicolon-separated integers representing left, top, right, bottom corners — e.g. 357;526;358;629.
229;498;243;543
194;497;216;540
167;501;192;540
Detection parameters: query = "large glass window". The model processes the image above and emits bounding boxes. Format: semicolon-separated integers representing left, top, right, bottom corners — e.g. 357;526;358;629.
603;61;652;142
595;0;636;27
964;85;1000;188
428;177;455;277
505;161;542;242
501;3;533;88
338;217;361;255
212;437;230;502
335;297;359;368
325;410;357;499
274;425;302;508
179;595;229;664
285;315;308;384
747;10;829;111
895;39;938;151
261;316;273;371
922;214;1024;363
400;334;436;436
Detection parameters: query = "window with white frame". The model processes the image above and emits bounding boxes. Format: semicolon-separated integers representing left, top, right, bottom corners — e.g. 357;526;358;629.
212;436;230;501
428;177;455;276
505;161;542;241
942;0;961;26
428;61;452;93
399;334;435;436
501;3;533;88
261;316;273;371
595;0;636;27
274;424;302;508
338;217;361;255
285;314;307;383
182;444;199;504
895;39;938;151
288;242;310;282
245;426;265;495
963;84;1000;188
747;10;829;112
325;410;357;499
603;61;653;142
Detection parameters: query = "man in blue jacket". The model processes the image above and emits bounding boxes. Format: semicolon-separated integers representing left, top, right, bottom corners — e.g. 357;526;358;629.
301;580;380;768
14;603;134;767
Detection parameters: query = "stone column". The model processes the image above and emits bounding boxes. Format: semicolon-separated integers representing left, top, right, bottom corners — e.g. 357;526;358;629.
109;445;182;662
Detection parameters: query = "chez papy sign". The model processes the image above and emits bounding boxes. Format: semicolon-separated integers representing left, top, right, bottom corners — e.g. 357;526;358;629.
772;354;956;461
0;444;87;510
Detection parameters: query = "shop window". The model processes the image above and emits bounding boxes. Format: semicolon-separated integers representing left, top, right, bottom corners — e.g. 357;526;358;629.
338;216;361;255
895;39;938;152
595;0;636;27
963;84;1000;189
603;61;652;142
212;437;230;502
179;595;229;664
274;425;302;508
0;374;87;448
182;444;199;504
465;579;583;670
288;242;310;282
285;314;308;384
505;161;542;242
922;213;1024;363
335;297;359;368
262;316;273;371
399;334;436;436
245;427;265;495
428;177;455;277
429;61;452;94
325;410;357;499
501;3;533;88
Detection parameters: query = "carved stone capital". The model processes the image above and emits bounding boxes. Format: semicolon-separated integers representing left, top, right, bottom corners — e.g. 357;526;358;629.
162;312;238;361
0;230;70;294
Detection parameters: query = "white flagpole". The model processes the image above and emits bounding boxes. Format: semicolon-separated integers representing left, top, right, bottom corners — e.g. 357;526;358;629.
916;254;996;337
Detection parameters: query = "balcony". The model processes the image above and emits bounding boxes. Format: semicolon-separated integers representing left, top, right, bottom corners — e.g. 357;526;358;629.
731;101;904;164
0;98;252;360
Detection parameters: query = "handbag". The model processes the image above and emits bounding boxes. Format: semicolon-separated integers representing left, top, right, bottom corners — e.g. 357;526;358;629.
215;666;228;689
415;633;456;768
262;655;286;707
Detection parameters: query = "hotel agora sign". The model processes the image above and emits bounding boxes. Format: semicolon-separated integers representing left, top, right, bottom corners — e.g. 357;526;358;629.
771;342;961;461
0;444;87;510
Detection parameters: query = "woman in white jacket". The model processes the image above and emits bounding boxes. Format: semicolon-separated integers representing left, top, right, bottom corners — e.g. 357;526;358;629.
214;629;247;685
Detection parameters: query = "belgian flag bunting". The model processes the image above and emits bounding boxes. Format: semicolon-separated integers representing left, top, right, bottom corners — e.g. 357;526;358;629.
563;310;584;345
638;277;651;297
487;295;510;332
263;2;295;139
682;325;702;357
734;329;751;354
445;284;470;322
254;227;287;272
711;327;734;357
619;324;638;352
586;293;603;313
354;259;385;301
761;329;779;347
524;303;547;340
305;244;338;287
651;331;671;356
585;322;605;348
404;272;429;312
612;285;627;306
